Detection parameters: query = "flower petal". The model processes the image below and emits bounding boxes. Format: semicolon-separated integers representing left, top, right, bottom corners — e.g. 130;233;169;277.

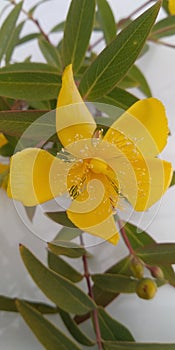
109;156;173;211
104;98;168;157
0;134;8;148
67;174;119;244
168;0;175;15
7;148;71;206
56;64;96;147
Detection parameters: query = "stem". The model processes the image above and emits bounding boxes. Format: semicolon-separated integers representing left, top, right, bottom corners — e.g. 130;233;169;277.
80;234;103;350
117;217;135;255
149;38;175;49
10;0;51;43
89;0;156;52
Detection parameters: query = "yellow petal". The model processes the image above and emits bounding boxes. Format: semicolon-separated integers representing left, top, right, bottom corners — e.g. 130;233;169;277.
67;173;119;244
7;148;71;206
56;64;96;147
0;134;8;148
134;157;173;211
168;0;175;14
109;155;172;211
0;163;8;175
104;98;168;157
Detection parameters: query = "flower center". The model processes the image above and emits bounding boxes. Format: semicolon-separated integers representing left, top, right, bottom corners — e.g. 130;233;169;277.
89;158;108;175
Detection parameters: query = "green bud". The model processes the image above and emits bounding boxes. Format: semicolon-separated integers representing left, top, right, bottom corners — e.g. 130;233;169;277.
136;278;157;300
130;257;144;279
150;266;164;280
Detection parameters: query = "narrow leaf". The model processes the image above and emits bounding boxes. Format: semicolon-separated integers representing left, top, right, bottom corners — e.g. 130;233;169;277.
39;38;62;71
103;341;175;350
79;1;160;99
16;300;81;350
20;245;95;315
0;295;58;314
151;16;175;39
97;0;116;44
17;33;41;46
24;206;36;222
0;2;23;62
137;243;175;265
0;110;55;142
48;240;86;259
55;227;81;241
124;222;156;250
170;171;175;186
48;251;83;282
46;211;76;228
95;87;138;110
5;21;24;64
63;0;96;72
0;63;61;101
98;307;134;341
127;65;152;97
59;309;95;346
92;274;137;293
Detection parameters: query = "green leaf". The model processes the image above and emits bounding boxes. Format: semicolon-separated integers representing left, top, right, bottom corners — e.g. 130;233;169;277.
55;227;81;241
170;171;175;186
28;0;52;16
160;265;175;286
16;300;82;350
24;206;36;222
95;87;138;110
17;33;41;46
20;245;95;315
0;97;13;110
50;21;65;33
62;0;96;72
98;307;134;341
48;251;83;282
103;341;175;350
151;16;175;39
5;21;24;64
92;274;137;293
48;240;86;259
0;63;61;101
79;1;160;99
59;309;95;346
39;38;62;71
127;65;152;97
97;0;116;44
0;1;23;63
124;222;156;250
46;211;77;228
0;295;58;314
137;243;175;265
74;256;132;325
0;110;55;143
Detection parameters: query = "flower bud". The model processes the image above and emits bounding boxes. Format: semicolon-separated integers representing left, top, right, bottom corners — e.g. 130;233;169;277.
136;278;157;300
130;257;144;279
150;266;164;280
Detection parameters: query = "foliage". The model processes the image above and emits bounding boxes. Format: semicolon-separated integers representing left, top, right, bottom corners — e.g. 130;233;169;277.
0;1;175;350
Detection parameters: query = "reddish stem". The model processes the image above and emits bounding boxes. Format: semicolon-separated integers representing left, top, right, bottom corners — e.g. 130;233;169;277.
117;218;135;256
80;235;103;350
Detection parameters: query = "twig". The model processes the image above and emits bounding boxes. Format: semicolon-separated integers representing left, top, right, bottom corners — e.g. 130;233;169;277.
10;0;51;43
88;0;156;52
149;38;175;48
117;217;135;256
80;234;103;350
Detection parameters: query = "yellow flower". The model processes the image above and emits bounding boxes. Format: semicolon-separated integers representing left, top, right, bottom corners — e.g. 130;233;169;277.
168;0;175;14
7;65;173;244
0;134;9;189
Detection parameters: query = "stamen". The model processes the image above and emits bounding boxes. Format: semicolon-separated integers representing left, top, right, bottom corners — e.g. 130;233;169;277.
69;185;79;199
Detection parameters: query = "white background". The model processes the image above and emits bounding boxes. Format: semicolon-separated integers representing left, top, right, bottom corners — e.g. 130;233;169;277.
0;1;175;349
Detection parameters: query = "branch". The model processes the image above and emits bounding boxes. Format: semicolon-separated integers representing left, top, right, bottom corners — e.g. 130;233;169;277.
80;234;103;350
